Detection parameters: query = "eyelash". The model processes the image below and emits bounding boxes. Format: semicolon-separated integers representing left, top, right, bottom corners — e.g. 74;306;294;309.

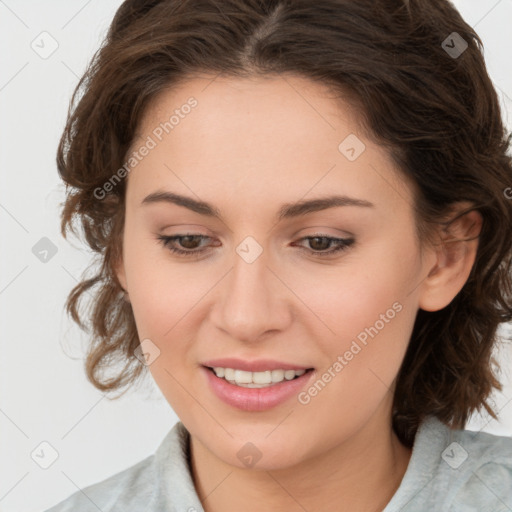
156;234;355;258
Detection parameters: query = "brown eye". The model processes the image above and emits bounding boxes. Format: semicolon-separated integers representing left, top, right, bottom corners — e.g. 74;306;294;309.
294;236;355;257
157;234;213;257
176;235;203;250
308;237;332;251
156;233;354;259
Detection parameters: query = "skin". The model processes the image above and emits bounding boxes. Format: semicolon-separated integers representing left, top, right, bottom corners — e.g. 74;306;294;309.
115;74;482;511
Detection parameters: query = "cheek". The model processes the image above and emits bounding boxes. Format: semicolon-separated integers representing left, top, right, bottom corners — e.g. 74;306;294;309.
293;258;412;345
123;230;206;336
303;239;420;384
298;281;417;444
123;234;214;405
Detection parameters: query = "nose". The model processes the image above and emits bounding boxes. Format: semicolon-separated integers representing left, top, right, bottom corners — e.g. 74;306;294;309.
209;245;292;343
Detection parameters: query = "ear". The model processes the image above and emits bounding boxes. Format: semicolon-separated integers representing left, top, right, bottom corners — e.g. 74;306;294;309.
113;248;130;303
418;203;482;312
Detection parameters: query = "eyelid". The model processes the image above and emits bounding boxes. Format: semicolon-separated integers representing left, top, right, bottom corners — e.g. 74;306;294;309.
156;232;355;259
293;225;356;239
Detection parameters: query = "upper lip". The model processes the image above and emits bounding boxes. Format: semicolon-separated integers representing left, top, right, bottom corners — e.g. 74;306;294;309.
202;358;313;372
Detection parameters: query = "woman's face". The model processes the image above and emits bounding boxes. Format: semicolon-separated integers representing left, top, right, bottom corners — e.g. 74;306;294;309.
116;74;437;469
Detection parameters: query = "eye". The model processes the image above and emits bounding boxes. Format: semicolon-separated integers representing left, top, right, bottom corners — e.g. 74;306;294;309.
292;235;355;257
157;234;216;258
156;234;355;258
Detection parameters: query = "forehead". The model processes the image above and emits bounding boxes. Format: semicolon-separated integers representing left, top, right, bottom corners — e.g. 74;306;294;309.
126;74;411;218
138;73;359;152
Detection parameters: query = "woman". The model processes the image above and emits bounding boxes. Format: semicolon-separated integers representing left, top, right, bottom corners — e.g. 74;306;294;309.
46;0;512;510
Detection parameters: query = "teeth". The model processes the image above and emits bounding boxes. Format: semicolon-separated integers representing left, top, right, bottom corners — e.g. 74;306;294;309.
271;369;284;382
254;370;272;384
224;368;236;381
212;367;307;387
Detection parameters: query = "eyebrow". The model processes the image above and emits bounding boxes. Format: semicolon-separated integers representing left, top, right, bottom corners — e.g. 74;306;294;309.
141;190;375;221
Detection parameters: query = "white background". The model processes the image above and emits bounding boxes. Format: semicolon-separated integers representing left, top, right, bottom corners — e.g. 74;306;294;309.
1;1;511;511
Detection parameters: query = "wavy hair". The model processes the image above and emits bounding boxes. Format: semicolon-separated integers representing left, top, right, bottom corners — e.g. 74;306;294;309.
57;0;512;446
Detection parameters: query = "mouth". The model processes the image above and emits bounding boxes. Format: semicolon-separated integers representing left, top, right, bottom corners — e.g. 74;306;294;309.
203;365;315;388
201;364;316;412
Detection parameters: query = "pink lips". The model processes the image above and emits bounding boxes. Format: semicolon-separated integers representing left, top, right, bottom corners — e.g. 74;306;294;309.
201;357;311;372
201;361;315;412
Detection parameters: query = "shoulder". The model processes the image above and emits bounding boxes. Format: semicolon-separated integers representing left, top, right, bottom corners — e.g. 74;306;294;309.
445;425;512;510
43;453;156;512
43;422;193;512
386;417;512;511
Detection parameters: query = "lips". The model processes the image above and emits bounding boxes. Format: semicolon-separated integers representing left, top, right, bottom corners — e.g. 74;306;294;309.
201;357;312;372
201;362;316;411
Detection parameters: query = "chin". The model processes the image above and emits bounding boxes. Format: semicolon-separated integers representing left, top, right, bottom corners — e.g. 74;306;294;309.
211;435;309;472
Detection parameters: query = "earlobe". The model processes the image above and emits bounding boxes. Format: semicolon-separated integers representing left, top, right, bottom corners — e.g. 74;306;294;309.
113;255;130;302
418;206;482;312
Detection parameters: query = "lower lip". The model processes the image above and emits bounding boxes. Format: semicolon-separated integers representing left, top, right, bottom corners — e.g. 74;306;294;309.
201;366;315;412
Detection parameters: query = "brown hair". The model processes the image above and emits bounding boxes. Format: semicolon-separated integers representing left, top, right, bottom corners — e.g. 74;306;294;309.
57;0;512;446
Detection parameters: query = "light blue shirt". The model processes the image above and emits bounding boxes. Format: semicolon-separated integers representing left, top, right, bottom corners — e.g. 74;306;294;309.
44;416;512;511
